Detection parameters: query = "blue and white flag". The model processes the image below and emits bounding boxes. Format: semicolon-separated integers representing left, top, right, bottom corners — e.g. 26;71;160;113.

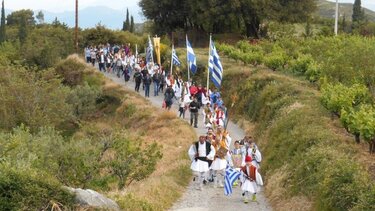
224;166;241;196
146;36;154;64
186;36;197;74
208;38;223;89
172;46;181;66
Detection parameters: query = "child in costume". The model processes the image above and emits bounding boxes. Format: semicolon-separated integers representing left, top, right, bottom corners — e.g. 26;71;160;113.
240;156;263;203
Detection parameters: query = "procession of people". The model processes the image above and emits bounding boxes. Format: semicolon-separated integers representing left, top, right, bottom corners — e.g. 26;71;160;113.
87;39;264;205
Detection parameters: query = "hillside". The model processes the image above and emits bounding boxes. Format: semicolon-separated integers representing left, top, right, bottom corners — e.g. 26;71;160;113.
317;0;375;21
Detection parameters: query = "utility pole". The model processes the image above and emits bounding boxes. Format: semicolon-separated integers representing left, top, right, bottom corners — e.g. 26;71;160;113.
75;0;78;53
334;0;339;35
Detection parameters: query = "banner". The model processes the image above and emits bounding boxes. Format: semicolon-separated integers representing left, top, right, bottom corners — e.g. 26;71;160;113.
153;37;161;65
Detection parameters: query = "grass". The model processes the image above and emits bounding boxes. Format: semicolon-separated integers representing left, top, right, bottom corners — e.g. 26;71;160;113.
213;50;375;210
62;56;197;210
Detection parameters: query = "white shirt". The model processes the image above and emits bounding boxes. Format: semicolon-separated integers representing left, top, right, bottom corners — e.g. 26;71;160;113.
198;142;207;157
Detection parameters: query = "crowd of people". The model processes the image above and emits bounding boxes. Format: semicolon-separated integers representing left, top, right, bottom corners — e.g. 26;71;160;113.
87;43;264;204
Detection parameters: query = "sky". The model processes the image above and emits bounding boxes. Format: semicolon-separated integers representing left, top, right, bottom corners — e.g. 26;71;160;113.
5;0;375;13
327;0;375;11
6;0;140;12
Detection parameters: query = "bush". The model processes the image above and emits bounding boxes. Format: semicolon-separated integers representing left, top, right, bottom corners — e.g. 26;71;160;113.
0;166;75;211
0;67;73;132
287;54;314;75
67;82;102;119
55;56;87;86
264;52;288;71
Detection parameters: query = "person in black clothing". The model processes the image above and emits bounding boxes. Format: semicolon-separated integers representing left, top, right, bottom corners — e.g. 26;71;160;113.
141;68;148;90
133;69;142;92
143;73;152;98
189;96;200;128
152;70;161;96
164;85;175;110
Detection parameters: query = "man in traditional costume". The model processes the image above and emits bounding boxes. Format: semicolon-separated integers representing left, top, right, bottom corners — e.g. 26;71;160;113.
240;156;263;203
211;126;232;188
188;136;215;190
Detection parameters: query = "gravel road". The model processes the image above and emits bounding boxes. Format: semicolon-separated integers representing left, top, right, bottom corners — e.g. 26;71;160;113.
102;71;272;211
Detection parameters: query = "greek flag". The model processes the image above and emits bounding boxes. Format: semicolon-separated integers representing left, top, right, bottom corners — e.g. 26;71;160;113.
224;166;241;196
146;36;153;64
209;38;223;88
186;36;197;74
172;46;181;66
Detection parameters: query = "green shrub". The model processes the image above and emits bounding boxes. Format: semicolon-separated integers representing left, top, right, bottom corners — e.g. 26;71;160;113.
264;47;288;71
288;54;314;75
67;82;102;119
0;166;75;211
54;56;87;86
0;67;73;132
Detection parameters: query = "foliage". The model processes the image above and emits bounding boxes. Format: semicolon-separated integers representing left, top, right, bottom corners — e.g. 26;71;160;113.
0;0;5;43
264;46;288;71
321;83;370;116
0;166;75;211
20;25;74;68
139;0;316;37
106;133;163;189
0;67;73;132
221;71;374;210
6;9;35;26
54;56;87;86
67;82;102;119
341;105;375;143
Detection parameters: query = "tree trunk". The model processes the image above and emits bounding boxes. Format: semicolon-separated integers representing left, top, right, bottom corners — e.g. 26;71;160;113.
354;133;360;144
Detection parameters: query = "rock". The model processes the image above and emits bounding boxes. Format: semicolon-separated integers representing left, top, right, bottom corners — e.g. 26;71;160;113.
64;187;120;211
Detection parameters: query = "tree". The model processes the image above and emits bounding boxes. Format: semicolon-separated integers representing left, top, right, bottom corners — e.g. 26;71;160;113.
130;16;135;33
36;10;44;24
6;9;35;26
139;0;316;37
123;8;130;31
352;0;364;29
0;0;5;43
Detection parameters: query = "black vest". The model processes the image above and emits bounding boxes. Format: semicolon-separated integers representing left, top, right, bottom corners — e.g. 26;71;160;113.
195;141;211;156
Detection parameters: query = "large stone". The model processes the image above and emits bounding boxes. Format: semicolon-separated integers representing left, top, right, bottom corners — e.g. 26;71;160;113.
64;187;120;211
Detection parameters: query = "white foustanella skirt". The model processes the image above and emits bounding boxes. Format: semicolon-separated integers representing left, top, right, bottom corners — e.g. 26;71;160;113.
191;159;210;172
241;179;258;194
210;158;227;170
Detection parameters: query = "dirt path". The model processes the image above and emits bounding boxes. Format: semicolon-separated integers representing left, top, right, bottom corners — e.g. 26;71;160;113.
102;71;272;211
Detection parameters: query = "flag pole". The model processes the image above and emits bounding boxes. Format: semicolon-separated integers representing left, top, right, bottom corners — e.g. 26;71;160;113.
186;34;190;82
170;44;174;76
135;44;138;63
206;34;212;95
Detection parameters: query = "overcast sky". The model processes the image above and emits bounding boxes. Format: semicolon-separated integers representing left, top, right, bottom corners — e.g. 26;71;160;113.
5;0;375;13
6;0;140;12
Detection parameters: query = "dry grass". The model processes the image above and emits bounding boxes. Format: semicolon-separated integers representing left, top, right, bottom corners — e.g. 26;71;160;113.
67;55;196;210
265;166;313;211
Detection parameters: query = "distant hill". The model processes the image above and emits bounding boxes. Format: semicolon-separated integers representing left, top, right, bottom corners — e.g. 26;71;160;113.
317;0;375;22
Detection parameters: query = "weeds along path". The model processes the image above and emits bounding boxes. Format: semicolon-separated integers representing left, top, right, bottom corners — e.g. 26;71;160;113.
102;71;272;211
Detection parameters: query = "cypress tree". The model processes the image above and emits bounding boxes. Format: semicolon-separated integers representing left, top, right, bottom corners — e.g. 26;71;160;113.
0;0;6;43
352;0;364;24
122;21;126;31
130;16;135;33
125;8;130;31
